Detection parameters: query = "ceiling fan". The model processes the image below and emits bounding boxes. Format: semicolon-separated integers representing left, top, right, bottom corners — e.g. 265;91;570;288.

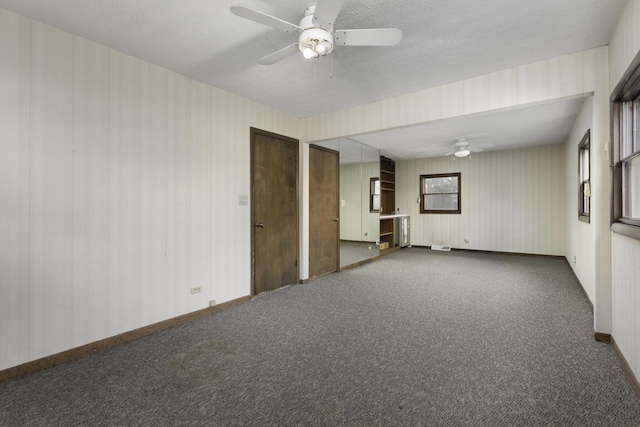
445;139;486;158
230;0;403;76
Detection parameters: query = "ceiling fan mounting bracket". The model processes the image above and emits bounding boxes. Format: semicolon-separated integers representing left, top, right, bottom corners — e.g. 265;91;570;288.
300;7;317;30
305;5;316;18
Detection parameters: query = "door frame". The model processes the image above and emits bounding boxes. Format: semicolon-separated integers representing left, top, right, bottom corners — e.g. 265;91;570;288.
250;127;300;296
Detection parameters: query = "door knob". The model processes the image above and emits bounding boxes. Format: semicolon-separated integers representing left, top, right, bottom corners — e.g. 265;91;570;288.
332;218;339;222
256;223;264;228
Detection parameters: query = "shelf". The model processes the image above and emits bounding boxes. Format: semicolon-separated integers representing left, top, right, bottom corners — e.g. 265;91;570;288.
380;155;397;258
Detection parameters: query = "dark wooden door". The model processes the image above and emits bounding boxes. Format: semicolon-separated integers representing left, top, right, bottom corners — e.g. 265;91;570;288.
309;145;339;278
251;128;299;295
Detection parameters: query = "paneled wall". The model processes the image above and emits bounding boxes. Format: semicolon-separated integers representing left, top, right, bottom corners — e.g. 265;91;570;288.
564;97;596;303
0;8;299;370
339;162;379;242
608;0;640;385
612;233;640;382
609;0;640;90
396;144;566;255
339;163;364;241
301;48;601;144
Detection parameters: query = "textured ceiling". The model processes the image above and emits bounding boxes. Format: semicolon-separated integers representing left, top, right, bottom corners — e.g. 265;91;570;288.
0;0;626;158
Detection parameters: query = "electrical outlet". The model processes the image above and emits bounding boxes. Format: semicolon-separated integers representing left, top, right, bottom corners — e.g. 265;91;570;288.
209;300;216;307
191;286;202;294
239;194;248;205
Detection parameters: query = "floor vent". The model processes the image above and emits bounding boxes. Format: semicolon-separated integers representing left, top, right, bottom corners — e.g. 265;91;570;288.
431;245;451;251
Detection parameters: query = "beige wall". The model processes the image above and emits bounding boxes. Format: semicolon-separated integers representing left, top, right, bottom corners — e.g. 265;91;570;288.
564;97;597;302
339;162;379;242
609;0;640;90
608;0;640;387
0;8;300;370
396;144;566;255
301;48;602;144
339;163;365;241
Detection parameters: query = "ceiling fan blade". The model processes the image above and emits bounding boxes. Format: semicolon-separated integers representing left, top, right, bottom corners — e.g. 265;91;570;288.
230;5;303;34
312;0;345;30
335;28;403;46
469;147;484;153
258;43;299;65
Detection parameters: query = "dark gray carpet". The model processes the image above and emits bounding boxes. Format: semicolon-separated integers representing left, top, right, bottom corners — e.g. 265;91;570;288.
2;248;640;426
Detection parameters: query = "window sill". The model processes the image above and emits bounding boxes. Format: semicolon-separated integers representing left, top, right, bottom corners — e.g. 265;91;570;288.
420;211;461;215
578;215;590;223
611;222;640;241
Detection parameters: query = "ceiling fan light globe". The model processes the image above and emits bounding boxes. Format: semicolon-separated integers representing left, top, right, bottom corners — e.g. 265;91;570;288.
454;149;470;158
316;43;327;55
303;47;316;59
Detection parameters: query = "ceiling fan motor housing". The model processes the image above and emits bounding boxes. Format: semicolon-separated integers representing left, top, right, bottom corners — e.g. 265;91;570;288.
299;28;334;56
298;6;333;57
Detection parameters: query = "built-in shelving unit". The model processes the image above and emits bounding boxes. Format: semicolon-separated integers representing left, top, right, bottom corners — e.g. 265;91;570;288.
379;156;400;256
380;156;395;215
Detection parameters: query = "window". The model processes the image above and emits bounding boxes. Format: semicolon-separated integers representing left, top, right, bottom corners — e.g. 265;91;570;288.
620;99;640;223
578;130;590;222
612;51;640;239
420;173;461;214
370;177;380;212
611;53;640;238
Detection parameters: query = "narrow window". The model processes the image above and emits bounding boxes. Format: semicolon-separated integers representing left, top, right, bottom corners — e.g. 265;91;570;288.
614;94;640;225
370;177;380;212
621;99;640;222
611;51;640;238
420;173;461;214
578;130;590;222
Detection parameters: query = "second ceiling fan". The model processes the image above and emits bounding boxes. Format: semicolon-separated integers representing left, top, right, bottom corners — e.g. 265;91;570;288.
230;0;402;76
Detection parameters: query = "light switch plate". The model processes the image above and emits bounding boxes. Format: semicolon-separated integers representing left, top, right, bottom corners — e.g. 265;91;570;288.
340;199;346;207
239;194;249;205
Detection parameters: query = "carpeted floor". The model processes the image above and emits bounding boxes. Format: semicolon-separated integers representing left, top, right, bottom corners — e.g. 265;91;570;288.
2;248;640;426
